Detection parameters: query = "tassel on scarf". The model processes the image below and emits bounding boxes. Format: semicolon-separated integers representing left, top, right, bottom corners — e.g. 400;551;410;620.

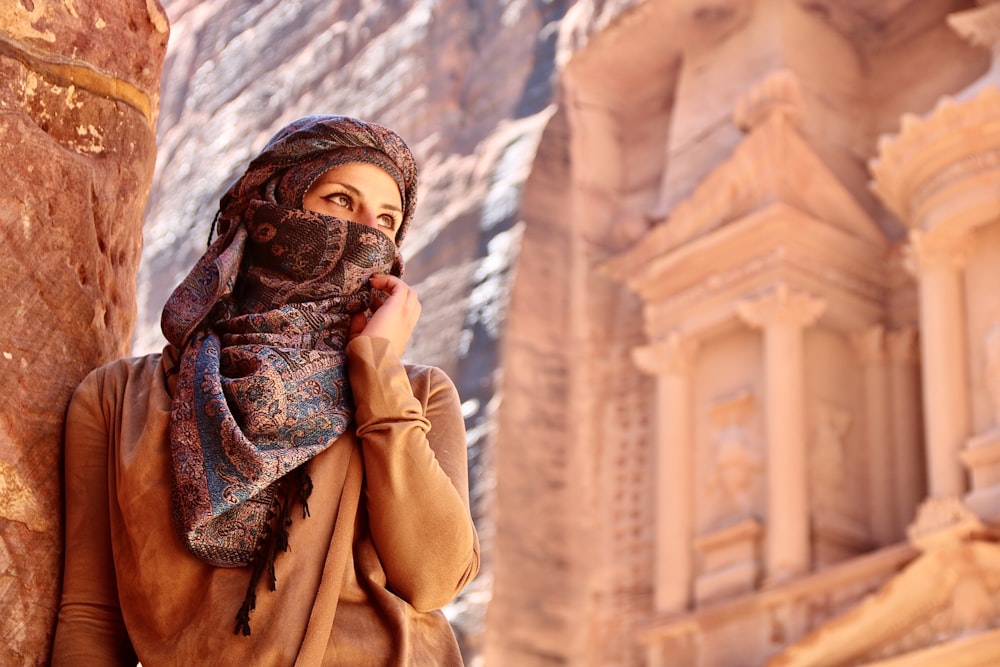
233;465;313;635
298;465;313;518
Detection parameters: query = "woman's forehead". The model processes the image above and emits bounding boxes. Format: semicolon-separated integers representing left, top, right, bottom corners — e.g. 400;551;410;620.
276;149;405;210
310;163;403;205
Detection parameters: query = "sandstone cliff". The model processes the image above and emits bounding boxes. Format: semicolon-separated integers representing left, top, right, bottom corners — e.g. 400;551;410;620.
0;1;167;663
135;0;636;661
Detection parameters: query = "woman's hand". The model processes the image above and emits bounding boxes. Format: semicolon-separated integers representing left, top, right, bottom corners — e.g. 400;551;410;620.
350;274;421;357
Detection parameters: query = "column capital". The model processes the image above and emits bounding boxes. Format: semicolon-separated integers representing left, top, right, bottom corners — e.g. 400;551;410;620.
903;229;969;275
870;87;1000;235
852;325;887;365
633;332;699;376
736;283;826;330
886;327;919;365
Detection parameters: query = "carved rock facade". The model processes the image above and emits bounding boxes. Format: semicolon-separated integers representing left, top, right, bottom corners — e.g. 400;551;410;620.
493;0;1000;665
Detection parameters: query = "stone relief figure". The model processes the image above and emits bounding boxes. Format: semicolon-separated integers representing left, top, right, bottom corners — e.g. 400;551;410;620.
709;391;760;519
713;425;760;516
810;404;852;516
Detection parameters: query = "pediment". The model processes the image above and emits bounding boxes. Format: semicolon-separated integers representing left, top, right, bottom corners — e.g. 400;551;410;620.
604;111;887;282
766;539;1000;667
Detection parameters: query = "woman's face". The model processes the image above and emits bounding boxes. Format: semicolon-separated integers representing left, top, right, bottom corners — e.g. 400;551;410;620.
302;162;403;241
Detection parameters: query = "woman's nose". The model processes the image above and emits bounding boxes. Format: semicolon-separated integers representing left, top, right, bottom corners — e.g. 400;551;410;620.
355;207;378;229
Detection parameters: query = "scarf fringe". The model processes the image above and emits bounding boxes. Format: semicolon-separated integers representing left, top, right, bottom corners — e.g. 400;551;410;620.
298;465;313;518
233;466;314;636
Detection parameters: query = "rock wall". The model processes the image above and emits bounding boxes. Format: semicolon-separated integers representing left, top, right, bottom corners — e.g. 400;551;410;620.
134;0;640;662
0;1;167;664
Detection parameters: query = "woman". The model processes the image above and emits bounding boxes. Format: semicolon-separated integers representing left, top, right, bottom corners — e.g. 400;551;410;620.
52;115;480;666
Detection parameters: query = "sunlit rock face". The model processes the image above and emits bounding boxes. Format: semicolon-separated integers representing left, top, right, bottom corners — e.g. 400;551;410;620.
0;1;167;664
135;0;618;661
132;1;1000;667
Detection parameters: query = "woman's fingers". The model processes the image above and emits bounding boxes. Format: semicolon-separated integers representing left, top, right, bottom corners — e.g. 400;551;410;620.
369;273;408;298
362;274;421;356
348;311;368;342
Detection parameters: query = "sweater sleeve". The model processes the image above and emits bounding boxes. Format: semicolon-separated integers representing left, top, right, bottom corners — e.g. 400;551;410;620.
51;367;138;667
346;336;480;612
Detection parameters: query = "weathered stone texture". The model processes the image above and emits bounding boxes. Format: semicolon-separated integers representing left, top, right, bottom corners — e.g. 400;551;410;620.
134;0;661;664
135;1;593;662
0;1;167;663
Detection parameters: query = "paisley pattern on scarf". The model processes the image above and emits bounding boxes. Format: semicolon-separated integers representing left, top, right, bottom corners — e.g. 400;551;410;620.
161;115;418;568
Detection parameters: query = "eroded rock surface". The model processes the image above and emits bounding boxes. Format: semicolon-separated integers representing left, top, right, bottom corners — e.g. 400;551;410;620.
0;1;167;663
134;1;613;660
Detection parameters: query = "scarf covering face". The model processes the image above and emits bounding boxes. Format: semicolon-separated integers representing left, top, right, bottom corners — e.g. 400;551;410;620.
161;115;418;569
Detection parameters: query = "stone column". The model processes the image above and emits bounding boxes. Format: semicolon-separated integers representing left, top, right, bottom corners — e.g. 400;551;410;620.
870;87;1000;505
887;328;924;533
907;231;971;499
737;284;825;581
633;333;699;614
852;326;895;545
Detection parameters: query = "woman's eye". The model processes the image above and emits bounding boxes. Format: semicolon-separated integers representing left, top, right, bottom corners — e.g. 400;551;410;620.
325;192;352;208
378;215;397;230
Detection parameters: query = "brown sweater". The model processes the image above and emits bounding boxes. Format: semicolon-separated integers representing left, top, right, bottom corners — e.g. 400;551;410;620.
52;336;479;666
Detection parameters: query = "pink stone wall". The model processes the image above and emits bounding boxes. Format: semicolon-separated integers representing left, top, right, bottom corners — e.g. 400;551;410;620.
0;2;167;663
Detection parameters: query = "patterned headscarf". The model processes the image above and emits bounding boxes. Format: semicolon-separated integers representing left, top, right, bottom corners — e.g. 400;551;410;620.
160;116;418;599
